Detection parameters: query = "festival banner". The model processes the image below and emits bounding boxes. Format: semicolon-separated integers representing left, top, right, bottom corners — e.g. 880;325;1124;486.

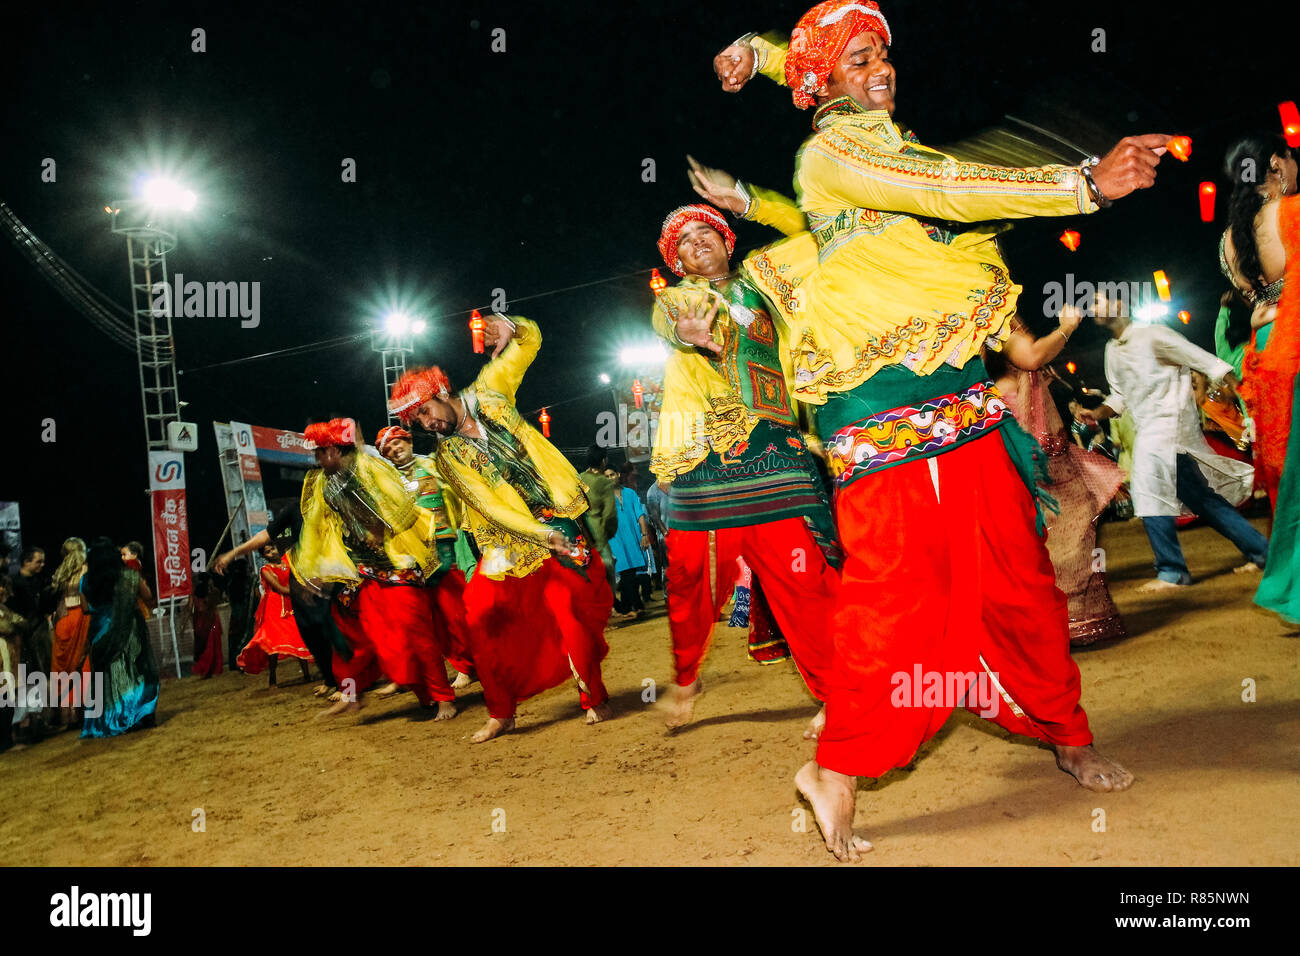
248;424;315;467
148;451;192;600
229;422;270;534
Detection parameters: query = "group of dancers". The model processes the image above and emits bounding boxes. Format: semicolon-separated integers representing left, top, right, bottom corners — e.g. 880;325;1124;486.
195;0;1299;861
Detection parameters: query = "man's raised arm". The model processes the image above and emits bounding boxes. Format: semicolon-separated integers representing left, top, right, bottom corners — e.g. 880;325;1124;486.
473;315;541;403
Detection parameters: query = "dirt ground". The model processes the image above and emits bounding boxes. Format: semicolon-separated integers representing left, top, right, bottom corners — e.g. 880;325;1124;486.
3;517;1298;866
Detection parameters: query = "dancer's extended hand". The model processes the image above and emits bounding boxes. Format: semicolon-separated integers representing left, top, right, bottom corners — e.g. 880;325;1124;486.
1092;134;1173;201
687;155;746;215
482;316;516;358
676;297;723;354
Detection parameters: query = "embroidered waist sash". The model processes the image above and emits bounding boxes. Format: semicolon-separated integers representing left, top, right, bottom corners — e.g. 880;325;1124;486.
817;362;1008;490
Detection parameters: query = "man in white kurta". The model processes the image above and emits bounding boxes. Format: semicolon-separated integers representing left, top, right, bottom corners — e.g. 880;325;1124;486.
1088;302;1267;589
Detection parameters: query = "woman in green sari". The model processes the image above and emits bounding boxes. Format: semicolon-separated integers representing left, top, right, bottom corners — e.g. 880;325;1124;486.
80;537;159;738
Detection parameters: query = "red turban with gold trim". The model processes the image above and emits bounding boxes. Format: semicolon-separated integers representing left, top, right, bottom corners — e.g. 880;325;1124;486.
786;1;892;110
388;367;452;426
657;204;737;277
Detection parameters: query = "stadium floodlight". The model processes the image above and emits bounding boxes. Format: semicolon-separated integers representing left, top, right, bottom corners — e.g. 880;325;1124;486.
139;177;197;212
384;311;412;336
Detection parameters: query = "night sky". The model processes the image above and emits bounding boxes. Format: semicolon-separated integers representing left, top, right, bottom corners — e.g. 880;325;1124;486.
2;0;1294;568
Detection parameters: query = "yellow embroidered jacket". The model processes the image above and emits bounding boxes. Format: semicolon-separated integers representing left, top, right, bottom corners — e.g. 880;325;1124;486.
291;450;441;586
750;35;1097;402
649;187;820;480
432;316;589;578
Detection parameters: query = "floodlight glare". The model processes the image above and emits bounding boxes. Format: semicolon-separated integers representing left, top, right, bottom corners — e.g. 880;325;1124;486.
385;312;411;335
599;373;611;384
140;177;197;211
619;343;668;367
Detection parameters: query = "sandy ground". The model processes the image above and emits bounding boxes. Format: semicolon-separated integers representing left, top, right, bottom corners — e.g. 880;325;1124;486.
3;517;1298;866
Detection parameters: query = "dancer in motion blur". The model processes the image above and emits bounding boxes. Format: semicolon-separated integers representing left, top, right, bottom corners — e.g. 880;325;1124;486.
389;314;613;743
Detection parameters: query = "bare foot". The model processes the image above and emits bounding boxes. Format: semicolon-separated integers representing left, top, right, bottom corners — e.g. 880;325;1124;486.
470;716;515;743
373;681;401;697
803;705;826;741
451;671;472;690
432;700;457;721
326;690;343;703
585;702;612;725
1137;578;1188;593
313;684;331;697
664;678;702;729
1233;562;1262;574
316;696;362;720
795;761;871;862
1054;744;1134;792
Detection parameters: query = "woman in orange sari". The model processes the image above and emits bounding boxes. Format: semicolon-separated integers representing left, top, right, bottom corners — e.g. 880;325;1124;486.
1221;134;1300;620
48;537;92;728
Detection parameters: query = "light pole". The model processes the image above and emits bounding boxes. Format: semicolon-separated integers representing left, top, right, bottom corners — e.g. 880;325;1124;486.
106;176;197;676
371;311;426;425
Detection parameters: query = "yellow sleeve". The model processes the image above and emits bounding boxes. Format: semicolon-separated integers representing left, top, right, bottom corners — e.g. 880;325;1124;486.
742;184;807;237
472;315;540;403
797;127;1097;223
443;449;555;548
752;33;788;86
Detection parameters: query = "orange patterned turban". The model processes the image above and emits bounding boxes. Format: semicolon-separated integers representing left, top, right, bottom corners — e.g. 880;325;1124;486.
657;204;737;277
388;367;452;426
303;418;360;450
374;425;412;452
786;1;892;109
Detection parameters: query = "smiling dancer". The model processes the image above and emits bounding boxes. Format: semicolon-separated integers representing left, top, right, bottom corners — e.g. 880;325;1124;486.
712;0;1173;859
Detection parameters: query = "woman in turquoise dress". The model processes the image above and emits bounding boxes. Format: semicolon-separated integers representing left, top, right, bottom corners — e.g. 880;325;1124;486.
80;537;159;738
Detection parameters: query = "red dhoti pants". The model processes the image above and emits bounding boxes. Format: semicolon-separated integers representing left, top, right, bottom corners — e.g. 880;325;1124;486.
429;568;475;676
331;579;454;705
462;550;612;719
666;517;839;699
816;432;1093;777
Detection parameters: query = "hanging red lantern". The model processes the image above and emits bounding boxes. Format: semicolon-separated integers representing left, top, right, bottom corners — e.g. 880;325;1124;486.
1153;270;1171;302
1280;102;1300;149
469;309;486;354
1065;361;1077;375
1199;182;1216;222
538;407;550;437
632;378;644;409
1166;136;1192;162
1059;229;1081;252
649;268;668;296
1178;310;1191;325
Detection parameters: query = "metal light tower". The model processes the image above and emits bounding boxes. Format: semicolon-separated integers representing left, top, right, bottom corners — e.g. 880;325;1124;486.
108;196;187;451
107;178;196;677
371;312;425;425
